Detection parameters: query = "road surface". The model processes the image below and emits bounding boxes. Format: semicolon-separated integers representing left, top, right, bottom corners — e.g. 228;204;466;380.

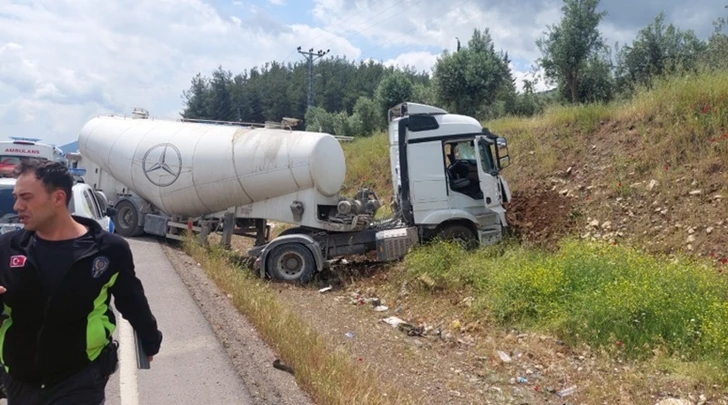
1;237;312;405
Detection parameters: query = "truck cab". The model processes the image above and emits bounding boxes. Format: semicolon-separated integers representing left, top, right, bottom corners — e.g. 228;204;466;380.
388;102;512;246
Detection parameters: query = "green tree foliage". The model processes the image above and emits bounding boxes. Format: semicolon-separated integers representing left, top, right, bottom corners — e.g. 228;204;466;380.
701;5;728;70
615;13;706;93
536;0;608;103
433;28;515;117
180;4;728;132
181;73;211;119
353;96;380;136
374;70;414;123
180;56;428;126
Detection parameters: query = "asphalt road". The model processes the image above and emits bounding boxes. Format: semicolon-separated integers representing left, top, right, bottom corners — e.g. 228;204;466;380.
1;236;311;405
105;237;255;405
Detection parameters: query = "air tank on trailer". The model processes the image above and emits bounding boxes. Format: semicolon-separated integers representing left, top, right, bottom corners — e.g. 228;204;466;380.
77;116;347;219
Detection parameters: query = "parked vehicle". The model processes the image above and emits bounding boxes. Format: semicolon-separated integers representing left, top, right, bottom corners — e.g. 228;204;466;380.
0;177;115;234
70;102;512;283
0;137;68;177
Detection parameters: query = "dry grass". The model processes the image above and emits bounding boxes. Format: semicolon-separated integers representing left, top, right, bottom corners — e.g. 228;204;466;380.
182;235;414;405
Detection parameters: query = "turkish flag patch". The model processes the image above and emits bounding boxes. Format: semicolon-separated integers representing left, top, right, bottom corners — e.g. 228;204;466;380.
10;255;27;268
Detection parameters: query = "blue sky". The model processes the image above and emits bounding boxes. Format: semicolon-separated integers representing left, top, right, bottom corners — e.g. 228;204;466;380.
0;0;725;147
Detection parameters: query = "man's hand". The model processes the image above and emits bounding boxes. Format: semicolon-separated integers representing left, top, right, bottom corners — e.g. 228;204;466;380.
0;286;6;294
148;356;154;363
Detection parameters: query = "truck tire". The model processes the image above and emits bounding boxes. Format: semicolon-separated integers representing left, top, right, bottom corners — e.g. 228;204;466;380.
437;223;478;250
114;200;143;237
267;243;316;284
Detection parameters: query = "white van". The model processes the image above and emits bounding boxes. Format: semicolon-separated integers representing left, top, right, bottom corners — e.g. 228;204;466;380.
0;177;114;234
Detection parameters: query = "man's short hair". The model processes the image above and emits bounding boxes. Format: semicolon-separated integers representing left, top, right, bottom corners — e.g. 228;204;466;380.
14;159;74;205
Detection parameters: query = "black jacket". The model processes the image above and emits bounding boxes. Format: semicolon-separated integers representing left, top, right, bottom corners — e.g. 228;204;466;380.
0;215;162;385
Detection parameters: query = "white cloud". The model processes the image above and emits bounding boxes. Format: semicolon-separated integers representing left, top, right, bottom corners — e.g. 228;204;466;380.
0;0;724;146
0;0;361;146
382;51;439;74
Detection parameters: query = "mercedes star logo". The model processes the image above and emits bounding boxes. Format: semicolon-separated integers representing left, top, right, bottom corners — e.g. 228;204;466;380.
142;143;182;187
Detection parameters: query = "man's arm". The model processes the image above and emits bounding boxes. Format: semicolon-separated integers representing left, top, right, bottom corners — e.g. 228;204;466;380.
110;245;163;357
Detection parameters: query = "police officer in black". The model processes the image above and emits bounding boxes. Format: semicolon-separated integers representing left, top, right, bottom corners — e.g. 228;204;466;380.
0;159;163;404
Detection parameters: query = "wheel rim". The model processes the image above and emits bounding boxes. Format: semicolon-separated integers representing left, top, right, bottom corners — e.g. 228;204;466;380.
275;251;305;279
118;205;135;229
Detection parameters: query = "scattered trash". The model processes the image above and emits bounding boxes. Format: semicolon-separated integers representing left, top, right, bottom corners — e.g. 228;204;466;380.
418;273;436;288
345;332;354;338
399;323;425;336
382;316;407;327
381;316;424;336
557;385;577;397
374;305;388;312
272;359;294;375
497;350;512;363
318;285;333;293
516;376;528;384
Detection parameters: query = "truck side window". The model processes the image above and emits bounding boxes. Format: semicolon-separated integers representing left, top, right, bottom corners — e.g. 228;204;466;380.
479;140;496;174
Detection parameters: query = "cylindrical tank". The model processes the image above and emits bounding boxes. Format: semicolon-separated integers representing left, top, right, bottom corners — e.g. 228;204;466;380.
78;116;347;218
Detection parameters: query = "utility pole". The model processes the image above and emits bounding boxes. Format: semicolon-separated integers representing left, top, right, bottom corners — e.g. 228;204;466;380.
297;46;330;108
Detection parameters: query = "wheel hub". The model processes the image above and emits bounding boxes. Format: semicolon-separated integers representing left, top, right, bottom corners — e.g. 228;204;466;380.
277;252;304;276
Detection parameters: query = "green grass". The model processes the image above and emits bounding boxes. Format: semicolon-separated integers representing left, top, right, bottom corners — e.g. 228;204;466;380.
403;238;728;378
341;133;392;201
488;68;728;172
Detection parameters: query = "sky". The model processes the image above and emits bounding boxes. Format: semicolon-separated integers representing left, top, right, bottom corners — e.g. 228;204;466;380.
0;0;726;148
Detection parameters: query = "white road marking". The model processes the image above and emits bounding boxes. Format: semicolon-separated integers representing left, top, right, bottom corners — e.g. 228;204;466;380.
117;316;139;405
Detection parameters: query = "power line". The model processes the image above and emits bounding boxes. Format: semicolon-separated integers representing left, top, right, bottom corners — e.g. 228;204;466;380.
297;46;330;108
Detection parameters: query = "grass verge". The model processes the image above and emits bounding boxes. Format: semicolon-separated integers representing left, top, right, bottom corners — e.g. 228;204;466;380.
181;236;414;405
403;237;728;383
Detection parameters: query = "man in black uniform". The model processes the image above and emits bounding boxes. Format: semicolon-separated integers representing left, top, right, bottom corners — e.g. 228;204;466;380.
0;159;163;404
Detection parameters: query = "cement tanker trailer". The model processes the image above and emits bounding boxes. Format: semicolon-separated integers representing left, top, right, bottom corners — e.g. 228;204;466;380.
73;102;513;284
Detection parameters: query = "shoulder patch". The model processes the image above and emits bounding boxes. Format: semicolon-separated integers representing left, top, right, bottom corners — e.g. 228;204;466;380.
91;256;111;278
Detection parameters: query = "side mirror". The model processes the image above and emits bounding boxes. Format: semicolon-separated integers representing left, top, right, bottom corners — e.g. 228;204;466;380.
496;137;510;169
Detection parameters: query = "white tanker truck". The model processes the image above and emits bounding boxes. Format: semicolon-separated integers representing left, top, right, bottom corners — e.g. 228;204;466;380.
70;102;512;283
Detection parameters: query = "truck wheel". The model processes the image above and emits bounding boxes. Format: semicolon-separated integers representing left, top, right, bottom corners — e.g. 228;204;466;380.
114;200;143;237
437;224;478;250
267;243;315;284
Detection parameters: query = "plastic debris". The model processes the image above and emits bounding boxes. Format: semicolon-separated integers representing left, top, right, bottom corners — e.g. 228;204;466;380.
497;350;512;363
557;385;577;397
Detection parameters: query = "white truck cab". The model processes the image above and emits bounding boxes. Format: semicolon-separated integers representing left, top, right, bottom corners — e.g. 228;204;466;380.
0;177;115;235
388;102;512;246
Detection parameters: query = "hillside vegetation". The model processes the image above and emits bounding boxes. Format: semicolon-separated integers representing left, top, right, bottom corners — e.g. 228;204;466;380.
337;68;728;381
178;2;728;400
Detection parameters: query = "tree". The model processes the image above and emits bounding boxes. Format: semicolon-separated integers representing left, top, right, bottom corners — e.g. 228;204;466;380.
180;73;210;119
615;13;706;92
353;96;379;136
701;5;728;70
375;71;413;122
207;66;235;121
536;0;608;103
433;28;514;117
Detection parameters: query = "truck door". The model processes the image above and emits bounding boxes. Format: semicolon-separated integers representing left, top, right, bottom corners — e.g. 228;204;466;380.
473;136;502;209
